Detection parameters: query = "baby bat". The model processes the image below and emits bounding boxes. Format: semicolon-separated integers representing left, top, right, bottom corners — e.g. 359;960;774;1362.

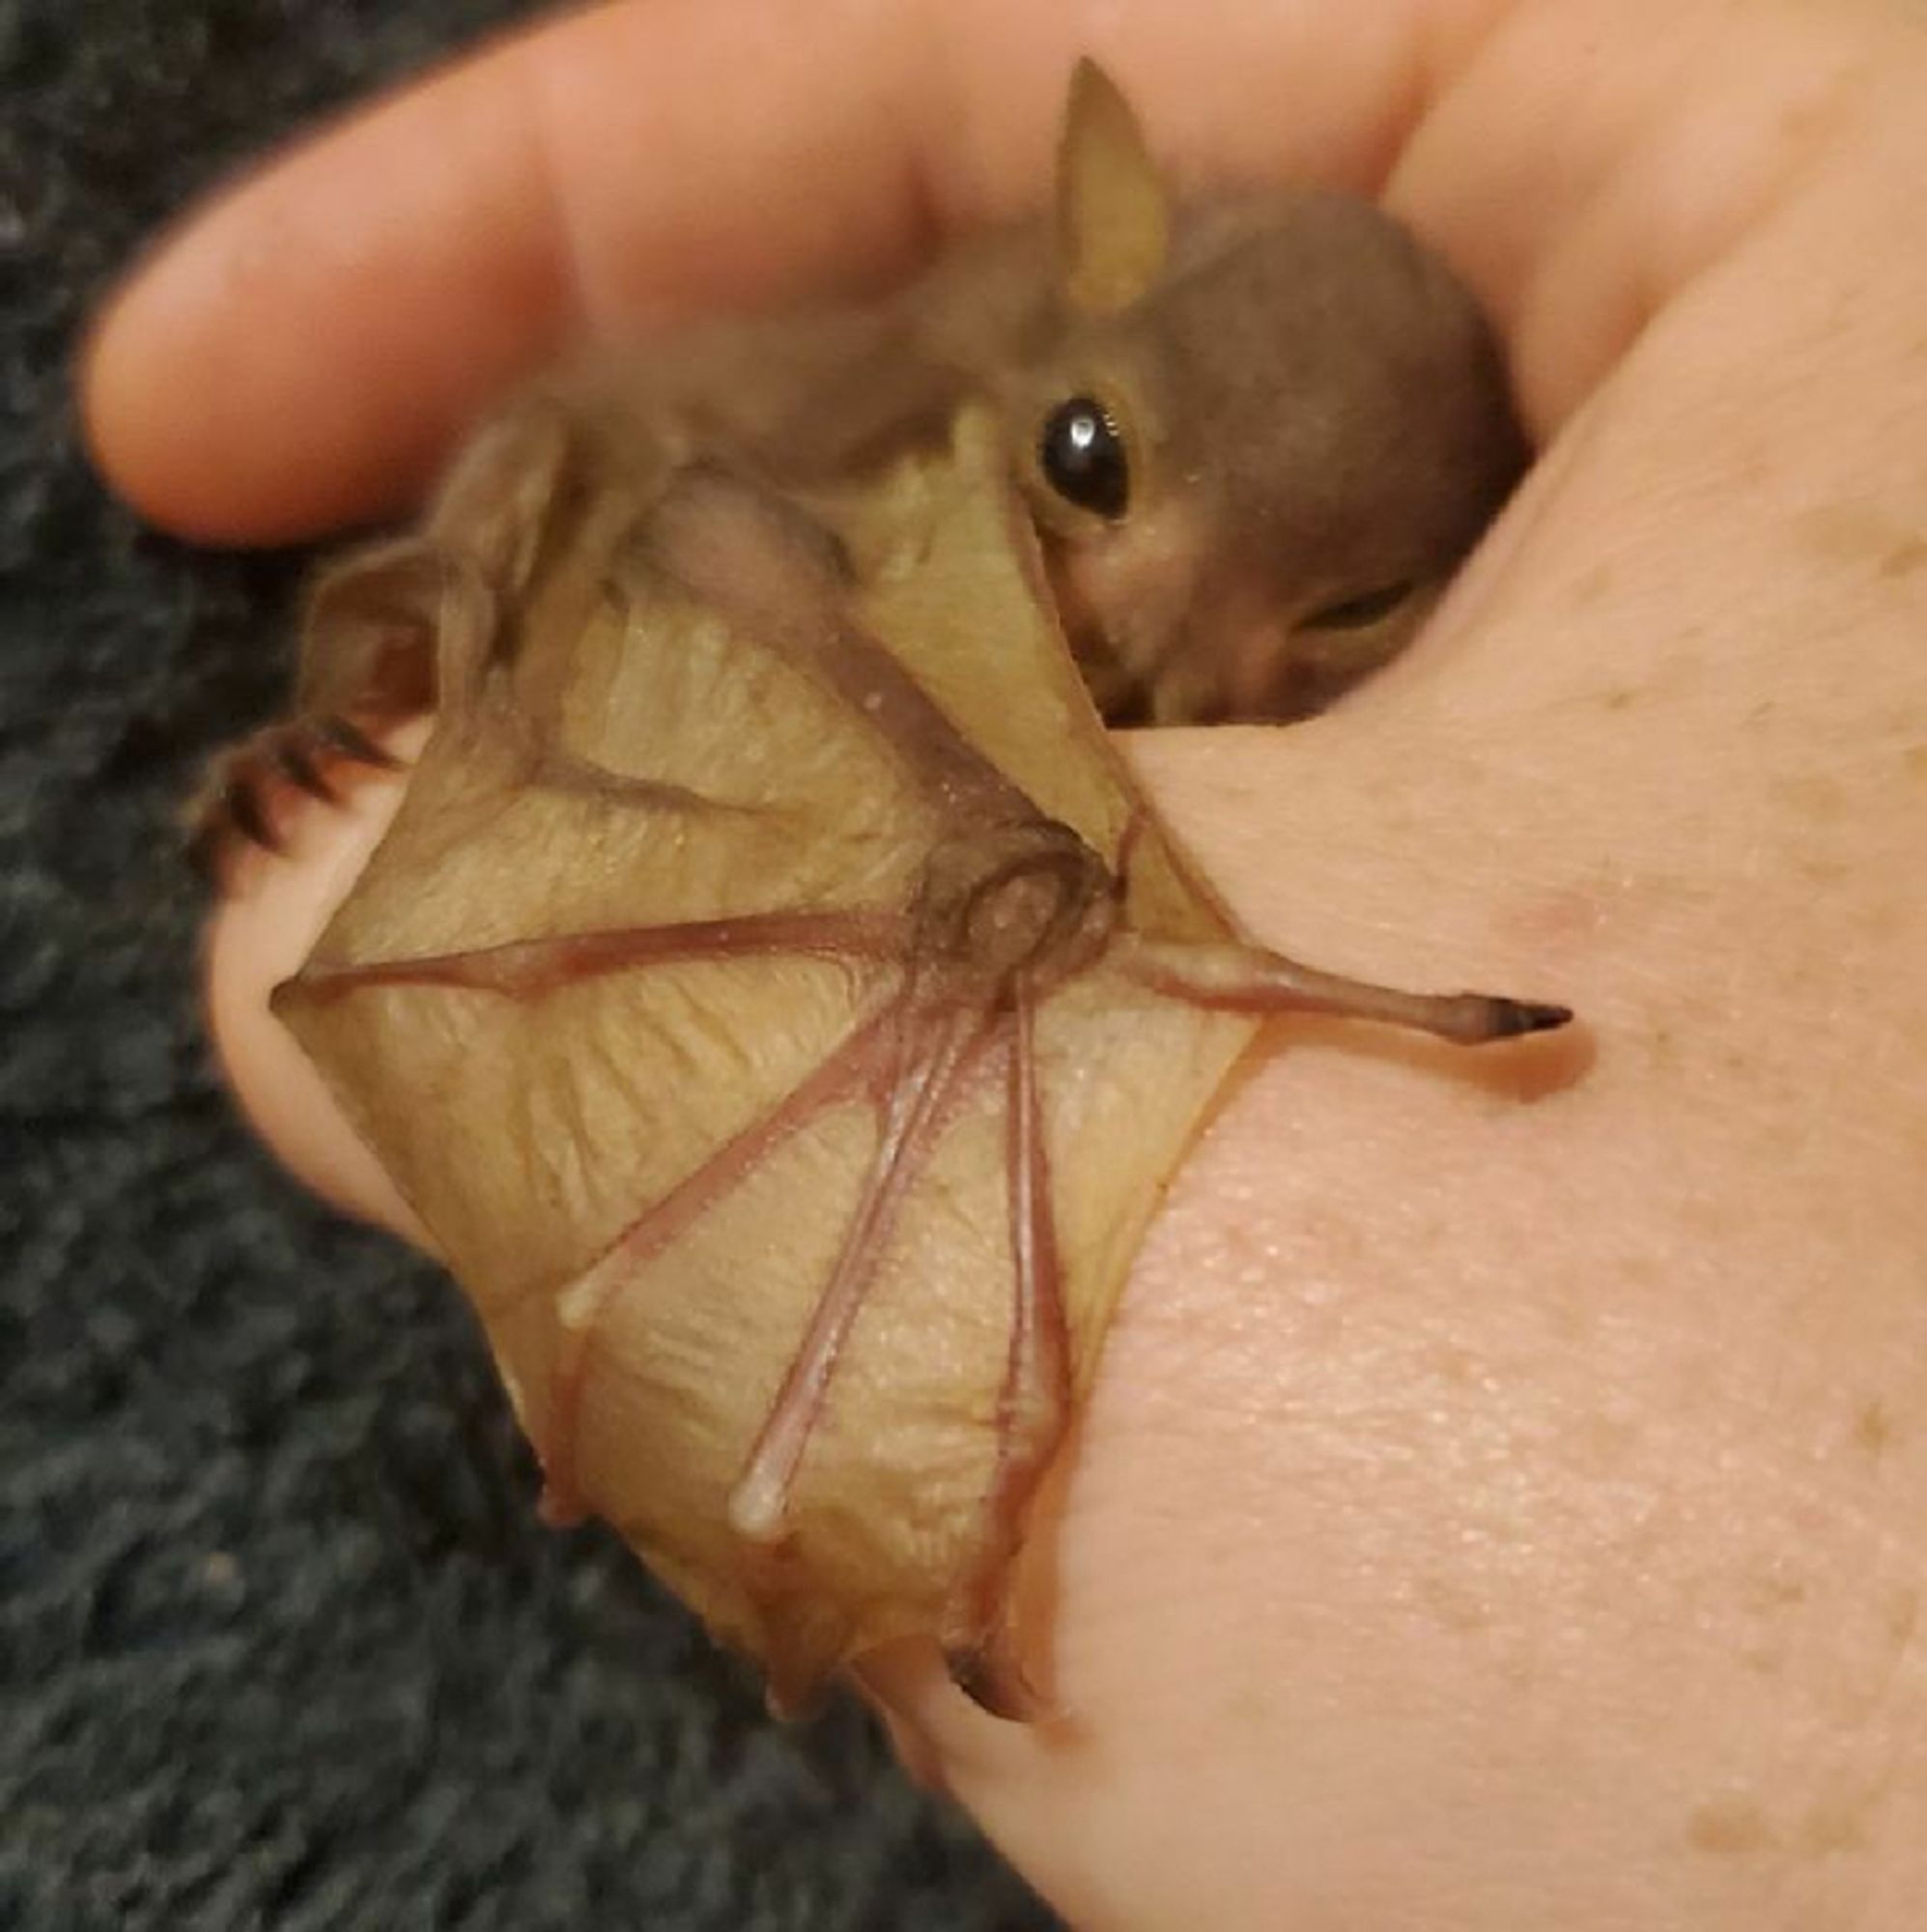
203;63;1565;1717
200;57;1523;849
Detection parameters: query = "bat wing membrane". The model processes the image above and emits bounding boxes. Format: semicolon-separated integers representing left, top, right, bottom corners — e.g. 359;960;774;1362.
277;411;1267;1703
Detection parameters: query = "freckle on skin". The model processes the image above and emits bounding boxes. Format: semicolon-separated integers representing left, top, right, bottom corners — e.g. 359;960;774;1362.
1779;97;1828;145
1570;561;1615;607
1855;895;1910;944
1677;1192;1734;1240
1748;1570;1808;1611
1771;772;1848;822
1795;501;1912;567
1415;1571;1489;1635
1901;746;1927;785
1853;1398;1893;1458
1220;1686;1279;1730
1573;1410;1636;1467
1884;1588;1917;1650
1801;1779;1878;1856
1688;1796;1776;1855
1879;537;1927;579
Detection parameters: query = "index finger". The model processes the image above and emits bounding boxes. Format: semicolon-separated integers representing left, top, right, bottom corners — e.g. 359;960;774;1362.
80;0;1463;541
79;0;1877;543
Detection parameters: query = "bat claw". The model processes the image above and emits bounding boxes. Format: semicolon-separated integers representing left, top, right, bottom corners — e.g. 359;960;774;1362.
223;772;283;855
1487;998;1574;1037
944;1639;1040;1721
184;777;279;882
316;715;406;770
184;711;408;871
271;737;338;803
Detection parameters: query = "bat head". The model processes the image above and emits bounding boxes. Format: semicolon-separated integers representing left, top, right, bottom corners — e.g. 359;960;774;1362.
1003;59;1529;723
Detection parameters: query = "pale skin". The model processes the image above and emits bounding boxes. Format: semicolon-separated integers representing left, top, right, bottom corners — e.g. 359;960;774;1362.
84;0;1927;1923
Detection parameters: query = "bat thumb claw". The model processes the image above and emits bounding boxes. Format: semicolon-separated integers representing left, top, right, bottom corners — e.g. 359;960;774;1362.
1483;997;1575;1038
944;1640;1042;1722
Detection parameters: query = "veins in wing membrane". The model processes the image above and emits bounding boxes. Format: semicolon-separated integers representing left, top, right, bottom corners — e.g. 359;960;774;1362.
942;978;1071;1716
285;891;1025;1554
282;857;1570;1582
535;993;914;1524
726;991;993;1546
289;907;909;1004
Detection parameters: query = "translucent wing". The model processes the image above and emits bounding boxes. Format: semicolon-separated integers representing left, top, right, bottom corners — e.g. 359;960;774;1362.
276;405;1563;1709
274;408;1259;1701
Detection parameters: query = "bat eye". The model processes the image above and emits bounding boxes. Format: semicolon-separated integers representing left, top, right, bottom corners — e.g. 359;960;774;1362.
1039;398;1129;519
1303;581;1415;631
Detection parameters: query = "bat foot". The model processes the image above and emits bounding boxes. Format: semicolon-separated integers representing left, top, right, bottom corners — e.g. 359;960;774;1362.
186;713;405;875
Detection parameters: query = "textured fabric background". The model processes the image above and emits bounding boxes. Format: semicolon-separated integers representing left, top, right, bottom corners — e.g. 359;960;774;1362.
0;4;1058;1924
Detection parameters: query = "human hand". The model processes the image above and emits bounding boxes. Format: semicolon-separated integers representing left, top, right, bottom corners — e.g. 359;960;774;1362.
86;1;1927;1924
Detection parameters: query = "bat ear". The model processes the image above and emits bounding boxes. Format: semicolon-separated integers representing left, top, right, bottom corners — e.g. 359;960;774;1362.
1056;57;1172;315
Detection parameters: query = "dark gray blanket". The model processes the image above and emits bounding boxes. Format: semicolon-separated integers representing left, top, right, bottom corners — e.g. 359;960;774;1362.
0;4;1056;1923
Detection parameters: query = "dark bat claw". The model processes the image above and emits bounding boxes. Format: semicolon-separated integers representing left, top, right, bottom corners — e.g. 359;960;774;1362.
944;1642;1038;1721
272;738;338;803
1487;998;1574;1038
317;715;404;769
224;772;282;853
185;712;407;872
